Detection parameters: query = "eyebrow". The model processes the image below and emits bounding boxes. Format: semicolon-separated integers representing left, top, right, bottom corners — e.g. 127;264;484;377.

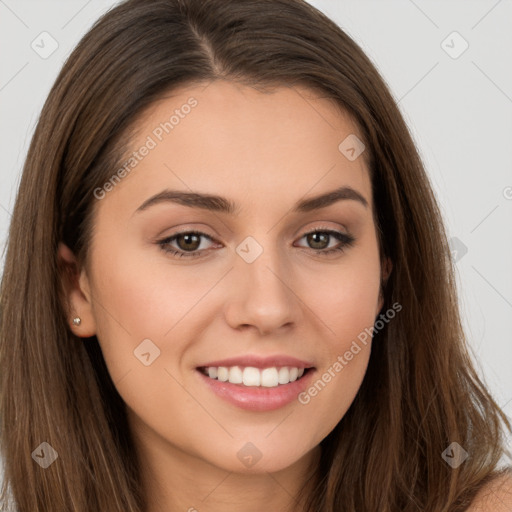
134;185;368;216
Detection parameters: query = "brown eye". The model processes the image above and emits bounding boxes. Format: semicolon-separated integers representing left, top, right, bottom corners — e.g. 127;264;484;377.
157;230;216;258
175;233;202;251
306;232;330;250
296;229;356;256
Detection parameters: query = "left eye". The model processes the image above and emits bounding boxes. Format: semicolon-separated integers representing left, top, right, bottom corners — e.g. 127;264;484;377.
157;229;355;259
295;229;355;255
157;230;215;258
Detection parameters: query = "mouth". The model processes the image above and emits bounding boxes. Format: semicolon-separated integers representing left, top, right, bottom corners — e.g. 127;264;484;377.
197;365;313;388
195;364;317;412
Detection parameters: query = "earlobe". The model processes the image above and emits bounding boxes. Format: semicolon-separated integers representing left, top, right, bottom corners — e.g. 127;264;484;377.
57;242;97;337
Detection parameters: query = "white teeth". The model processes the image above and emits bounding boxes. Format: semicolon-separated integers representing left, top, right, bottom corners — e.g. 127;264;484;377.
217;366;229;382
261;368;278;387
229;366;243;384
278;366;290;384
201;365;308;387
243;367;260;386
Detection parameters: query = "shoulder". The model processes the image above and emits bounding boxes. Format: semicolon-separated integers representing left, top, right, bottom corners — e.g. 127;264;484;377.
466;471;512;511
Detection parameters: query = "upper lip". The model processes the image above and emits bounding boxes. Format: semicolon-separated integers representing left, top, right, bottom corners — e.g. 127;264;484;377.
197;354;315;369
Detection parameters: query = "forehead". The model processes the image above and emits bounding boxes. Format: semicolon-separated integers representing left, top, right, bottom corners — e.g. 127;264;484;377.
99;80;372;219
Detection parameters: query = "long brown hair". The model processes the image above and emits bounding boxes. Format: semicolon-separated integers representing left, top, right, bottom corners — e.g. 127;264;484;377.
1;0;510;510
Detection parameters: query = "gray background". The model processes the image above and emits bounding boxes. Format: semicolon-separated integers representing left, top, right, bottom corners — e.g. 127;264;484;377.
0;0;511;475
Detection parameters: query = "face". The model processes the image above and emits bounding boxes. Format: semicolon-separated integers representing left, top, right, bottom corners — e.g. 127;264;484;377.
61;80;388;479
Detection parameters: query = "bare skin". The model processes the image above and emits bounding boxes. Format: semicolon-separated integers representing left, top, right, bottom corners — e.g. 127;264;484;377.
59;80;392;512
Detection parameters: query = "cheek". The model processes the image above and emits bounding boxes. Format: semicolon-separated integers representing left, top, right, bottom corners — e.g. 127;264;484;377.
85;241;174;380
90;233;204;332
86;245;203;428
294;249;381;435
303;251;382;347
86;237;228;389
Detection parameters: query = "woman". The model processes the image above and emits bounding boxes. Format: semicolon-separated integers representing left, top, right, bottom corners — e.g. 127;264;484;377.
0;0;510;510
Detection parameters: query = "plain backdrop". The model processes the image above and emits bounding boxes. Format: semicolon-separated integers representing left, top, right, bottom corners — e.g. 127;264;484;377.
0;0;511;477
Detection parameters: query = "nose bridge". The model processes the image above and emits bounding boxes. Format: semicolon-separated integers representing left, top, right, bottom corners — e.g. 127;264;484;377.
241;242;285;293
224;234;298;333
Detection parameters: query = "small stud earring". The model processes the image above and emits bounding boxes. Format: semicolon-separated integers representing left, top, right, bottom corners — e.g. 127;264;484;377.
72;317;82;326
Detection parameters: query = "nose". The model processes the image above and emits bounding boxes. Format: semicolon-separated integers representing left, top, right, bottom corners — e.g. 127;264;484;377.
223;243;299;336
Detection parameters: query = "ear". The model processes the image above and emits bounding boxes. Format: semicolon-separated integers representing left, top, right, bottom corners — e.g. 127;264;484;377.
57;242;97;337
377;256;393;313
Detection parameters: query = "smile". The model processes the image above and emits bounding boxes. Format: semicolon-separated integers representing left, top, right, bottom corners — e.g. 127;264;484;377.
198;365;308;387
196;365;316;412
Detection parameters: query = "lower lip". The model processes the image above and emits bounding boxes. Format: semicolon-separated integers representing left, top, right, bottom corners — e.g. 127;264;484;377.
196;368;316;411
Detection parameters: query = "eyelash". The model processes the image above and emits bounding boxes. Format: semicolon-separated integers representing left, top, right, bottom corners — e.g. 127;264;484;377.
157;228;356;259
